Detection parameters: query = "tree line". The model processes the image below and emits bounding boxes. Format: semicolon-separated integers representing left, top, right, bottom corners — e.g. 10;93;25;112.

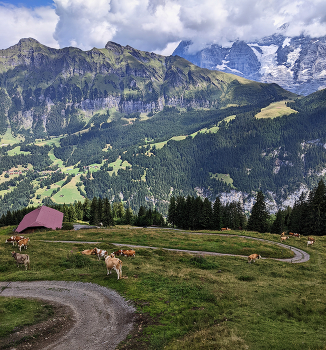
2;180;326;236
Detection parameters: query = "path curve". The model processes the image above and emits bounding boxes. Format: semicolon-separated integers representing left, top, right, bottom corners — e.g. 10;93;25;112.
0;280;135;350
40;233;310;263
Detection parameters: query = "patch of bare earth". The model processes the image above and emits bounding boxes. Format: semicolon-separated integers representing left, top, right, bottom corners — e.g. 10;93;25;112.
0;301;75;350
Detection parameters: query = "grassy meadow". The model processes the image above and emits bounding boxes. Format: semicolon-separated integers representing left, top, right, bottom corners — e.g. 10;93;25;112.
1;226;326;350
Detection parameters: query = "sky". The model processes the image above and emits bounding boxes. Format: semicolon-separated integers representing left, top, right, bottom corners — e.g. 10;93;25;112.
0;0;325;55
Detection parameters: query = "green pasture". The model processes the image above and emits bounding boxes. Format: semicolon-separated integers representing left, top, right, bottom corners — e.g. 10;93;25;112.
7;146;30;156
1;227;325;350
52;176;85;204
255;101;297;119
210;173;235;188
0;128;24;145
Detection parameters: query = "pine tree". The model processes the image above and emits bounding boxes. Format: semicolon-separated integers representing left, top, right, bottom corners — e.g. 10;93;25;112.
167;196;176;227
124;207;133;225
89;197;99;225
102;198;114;227
247;191;269;233
305;179;326;236
270;209;284;235
212;197;221;230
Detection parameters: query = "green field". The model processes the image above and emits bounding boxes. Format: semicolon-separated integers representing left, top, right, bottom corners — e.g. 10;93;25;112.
255;101;297;119
1;226;325;350
52;176;85;204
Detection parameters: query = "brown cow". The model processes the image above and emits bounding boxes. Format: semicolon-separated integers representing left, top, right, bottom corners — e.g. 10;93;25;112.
122;249;136;257
6;235;24;246
18;237;30;252
248;254;261;263
81;248;96;255
105;254;122;280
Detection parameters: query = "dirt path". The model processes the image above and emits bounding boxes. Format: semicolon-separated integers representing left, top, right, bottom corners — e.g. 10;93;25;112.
0;281;135;350
42;233;310;263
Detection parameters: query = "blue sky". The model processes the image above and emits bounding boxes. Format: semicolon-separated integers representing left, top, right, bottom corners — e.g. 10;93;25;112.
1;0;53;7
0;1;324;55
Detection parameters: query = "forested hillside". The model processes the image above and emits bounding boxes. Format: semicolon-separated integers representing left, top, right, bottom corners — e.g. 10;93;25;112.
1;38;326;217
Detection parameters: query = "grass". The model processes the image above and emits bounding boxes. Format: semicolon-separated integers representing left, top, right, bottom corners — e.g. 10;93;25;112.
52;176;85;204
0;297;54;338
210;173;235;188
1;226;326;350
255;101;297;119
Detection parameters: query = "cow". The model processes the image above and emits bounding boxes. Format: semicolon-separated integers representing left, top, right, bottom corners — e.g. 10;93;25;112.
248;254;261;263
281;232;285;236
104;254;122;280
122;249;136;257
289;232;294;236
293;233;300;238
11;251;30;270
113;249;124;256
280;236;289;242
221;228;231;231
308;237;315;242
307;240;314;247
94;247;108;260
18;237;30;252
81;248;97;255
6;235;24;246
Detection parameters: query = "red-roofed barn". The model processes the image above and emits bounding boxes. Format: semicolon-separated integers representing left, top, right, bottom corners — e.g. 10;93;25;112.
16;206;63;233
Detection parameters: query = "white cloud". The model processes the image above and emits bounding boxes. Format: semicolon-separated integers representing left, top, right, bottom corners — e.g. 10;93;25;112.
1;0;326;55
0;3;59;49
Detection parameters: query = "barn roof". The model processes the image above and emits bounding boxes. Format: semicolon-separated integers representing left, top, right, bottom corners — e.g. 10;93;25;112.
16;206;64;233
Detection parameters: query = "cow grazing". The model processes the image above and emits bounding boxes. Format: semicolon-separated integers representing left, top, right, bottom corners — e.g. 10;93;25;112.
94;247;108;260
308;237;315;242
114;249;124;256
6;235;24;246
221;228;231;231
293;233;300;238
105;254;122;280
280;236;289;242
18;237;30;252
122;249;136;257
307;240;314;247
248;254;261;263
289;232;294;236
81;248;96;255
11;251;30;270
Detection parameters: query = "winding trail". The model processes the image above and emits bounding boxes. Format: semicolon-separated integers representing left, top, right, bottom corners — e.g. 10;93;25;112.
0;281;135;350
41;233;310;263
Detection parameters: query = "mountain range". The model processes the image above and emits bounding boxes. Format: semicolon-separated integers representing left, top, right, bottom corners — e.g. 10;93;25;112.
0;38;326;217
173;31;326;96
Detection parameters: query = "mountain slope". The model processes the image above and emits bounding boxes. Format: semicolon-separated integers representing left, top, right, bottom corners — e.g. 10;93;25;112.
0;38;295;139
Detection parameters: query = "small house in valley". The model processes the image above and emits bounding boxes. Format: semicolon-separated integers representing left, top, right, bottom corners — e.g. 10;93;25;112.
16;206;63;233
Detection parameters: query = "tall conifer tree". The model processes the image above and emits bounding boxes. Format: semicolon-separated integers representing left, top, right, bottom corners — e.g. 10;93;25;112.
247;191;269;232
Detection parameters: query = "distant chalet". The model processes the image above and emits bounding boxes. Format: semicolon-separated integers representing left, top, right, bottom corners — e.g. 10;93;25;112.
16;206;63;233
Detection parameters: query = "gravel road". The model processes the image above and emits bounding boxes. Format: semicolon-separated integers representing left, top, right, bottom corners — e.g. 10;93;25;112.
0;281;135;350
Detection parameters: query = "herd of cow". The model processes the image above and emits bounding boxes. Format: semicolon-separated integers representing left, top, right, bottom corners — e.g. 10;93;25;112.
4;234;136;280
5;231;316;276
280;231;316;246
81;247;136;279
5;235;30;270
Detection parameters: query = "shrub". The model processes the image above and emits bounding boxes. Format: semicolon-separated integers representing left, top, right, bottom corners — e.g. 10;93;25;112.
59;252;91;269
61;222;74;230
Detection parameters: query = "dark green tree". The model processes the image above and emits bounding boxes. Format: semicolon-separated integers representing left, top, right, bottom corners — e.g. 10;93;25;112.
247;191;269;233
270;209;284;235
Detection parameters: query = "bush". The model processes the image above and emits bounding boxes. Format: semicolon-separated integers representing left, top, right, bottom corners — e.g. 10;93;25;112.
59;252;91;269
189;256;218;270
61;222;74;230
